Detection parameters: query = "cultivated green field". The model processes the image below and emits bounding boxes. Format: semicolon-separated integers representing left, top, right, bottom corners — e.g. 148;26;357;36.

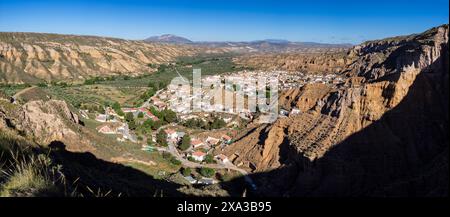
7;54;247;109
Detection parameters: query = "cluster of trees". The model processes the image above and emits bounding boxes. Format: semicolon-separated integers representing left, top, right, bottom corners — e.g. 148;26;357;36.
182;116;226;130
199;167;215;178
84;76;106;85
162;152;181;166
136;108;177;134
125;112;137;130
37;81;70;88
139;89;156;102
150;107;177;123
84;76;119;85
204;154;215;164
142;118;163;131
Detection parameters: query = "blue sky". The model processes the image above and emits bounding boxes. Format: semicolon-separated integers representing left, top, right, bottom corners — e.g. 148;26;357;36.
0;0;448;44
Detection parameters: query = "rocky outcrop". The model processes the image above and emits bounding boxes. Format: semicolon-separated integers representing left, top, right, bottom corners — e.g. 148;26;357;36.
0;32;201;83
0;99;93;152
279;83;333;112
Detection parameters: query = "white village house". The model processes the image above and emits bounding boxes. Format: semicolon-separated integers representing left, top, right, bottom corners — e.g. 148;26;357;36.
191;151;206;162
95;114;108;122
190;139;204;149
164;128;178;140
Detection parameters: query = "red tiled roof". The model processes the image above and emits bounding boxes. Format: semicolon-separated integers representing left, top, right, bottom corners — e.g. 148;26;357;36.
191;139;203;145
164;128;176;134
222;134;231;140
192;151;206;157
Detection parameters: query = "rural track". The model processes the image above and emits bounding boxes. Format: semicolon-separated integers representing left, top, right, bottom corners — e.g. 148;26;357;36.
12;85;37;98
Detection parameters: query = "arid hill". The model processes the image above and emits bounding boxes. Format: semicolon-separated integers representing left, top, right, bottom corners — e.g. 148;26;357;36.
0;32;203;83
222;24;449;196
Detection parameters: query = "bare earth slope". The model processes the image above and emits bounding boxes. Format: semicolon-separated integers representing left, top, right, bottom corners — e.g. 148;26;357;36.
0;32;200;83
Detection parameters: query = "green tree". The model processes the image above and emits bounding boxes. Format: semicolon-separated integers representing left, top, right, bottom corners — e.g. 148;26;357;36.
125;112;134;123
143;119;154;131
37;82;48;87
162;109;177;123
150;107;161;118
204;154;215;164
181;167;191;176
211;117;226;129
128;120;137;130
179;135;191;151
170;158;181;166
117;110;125;117
112;102;124;116
137;112;144;118
156;130;168;147
199;167;215;178
152;120;163;130
112;102;121;110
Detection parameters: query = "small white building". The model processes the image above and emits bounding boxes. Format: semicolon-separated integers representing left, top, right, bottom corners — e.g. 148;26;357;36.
223;117;233;123
215;154;230;164
190;139;204;149
198;178;217;185
97;125;115;134
164;128;178;140
191;151;206;162
95;114;108;122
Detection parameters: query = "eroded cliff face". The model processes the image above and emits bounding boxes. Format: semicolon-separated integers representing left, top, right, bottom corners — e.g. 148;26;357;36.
224;25;449;196
234;52;351;73
0;32;201;83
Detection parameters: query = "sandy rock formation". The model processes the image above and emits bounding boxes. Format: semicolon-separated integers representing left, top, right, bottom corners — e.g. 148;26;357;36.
234;52;351;73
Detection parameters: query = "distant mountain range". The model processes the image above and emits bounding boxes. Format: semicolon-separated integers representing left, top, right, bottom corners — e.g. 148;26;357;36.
144;34;193;44
144;34;353;53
